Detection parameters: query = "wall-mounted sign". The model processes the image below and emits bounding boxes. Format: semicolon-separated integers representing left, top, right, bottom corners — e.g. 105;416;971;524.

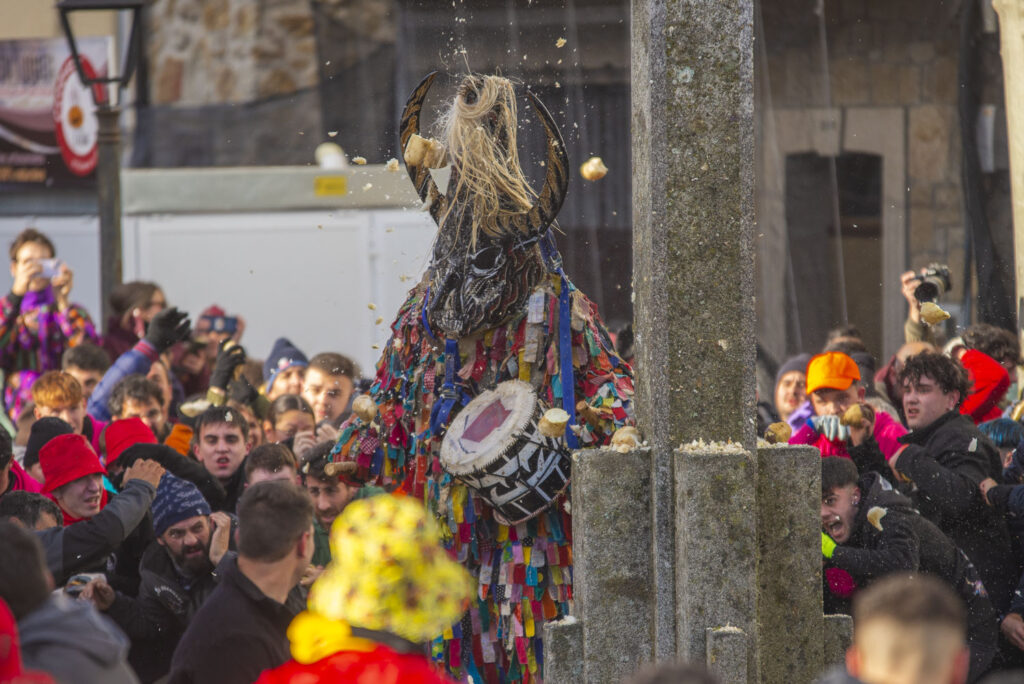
53;55;101;177
0;37;111;189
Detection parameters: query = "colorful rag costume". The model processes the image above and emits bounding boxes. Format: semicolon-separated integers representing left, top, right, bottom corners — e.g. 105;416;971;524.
0;285;97;417
329;73;634;683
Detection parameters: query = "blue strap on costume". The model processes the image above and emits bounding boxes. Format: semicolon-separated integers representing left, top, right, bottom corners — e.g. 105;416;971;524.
423;229;579;447
557;277;579;449
421;285;437;341
540;230;580;449
429;338;463;435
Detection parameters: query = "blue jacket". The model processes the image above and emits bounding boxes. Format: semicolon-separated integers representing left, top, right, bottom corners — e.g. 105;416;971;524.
88;339;160;422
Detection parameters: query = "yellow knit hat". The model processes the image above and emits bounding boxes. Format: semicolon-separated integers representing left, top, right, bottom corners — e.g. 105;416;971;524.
306;494;472;644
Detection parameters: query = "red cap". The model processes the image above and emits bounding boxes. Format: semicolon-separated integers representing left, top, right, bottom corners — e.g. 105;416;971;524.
104;417;157;466
40;433;105;493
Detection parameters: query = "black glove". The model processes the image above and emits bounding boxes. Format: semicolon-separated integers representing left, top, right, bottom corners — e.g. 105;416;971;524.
143;307;191;353
210;342;246;391
228;376;259;406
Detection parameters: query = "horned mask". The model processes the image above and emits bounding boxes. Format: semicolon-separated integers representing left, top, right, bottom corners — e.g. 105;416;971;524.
400;73;568;339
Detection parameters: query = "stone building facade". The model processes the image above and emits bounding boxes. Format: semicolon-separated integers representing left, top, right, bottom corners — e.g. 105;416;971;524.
135;0;1008;362
758;0;1012;362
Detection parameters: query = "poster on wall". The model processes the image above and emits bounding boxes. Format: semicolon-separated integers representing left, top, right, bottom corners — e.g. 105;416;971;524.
0;36;111;190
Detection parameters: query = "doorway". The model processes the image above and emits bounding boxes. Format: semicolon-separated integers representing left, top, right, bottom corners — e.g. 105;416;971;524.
784;152;883;359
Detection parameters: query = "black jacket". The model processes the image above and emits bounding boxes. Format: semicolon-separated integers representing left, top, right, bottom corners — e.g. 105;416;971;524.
166;555;305;684
106;545;233;683
217;465;246;514
896;410;1020;613
829;473;999;681
37;478;156;587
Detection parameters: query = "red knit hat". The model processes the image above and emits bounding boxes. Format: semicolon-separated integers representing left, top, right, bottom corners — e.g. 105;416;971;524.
104;417;157;466
40;433;105;493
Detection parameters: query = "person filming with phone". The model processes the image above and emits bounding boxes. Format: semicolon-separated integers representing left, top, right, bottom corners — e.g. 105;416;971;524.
0;228;98;415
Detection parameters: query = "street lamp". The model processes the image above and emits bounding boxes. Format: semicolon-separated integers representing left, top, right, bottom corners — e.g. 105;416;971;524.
57;0;146;319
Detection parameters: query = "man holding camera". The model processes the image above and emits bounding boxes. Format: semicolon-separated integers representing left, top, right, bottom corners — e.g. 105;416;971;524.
0;228;98;416
900;265;951;346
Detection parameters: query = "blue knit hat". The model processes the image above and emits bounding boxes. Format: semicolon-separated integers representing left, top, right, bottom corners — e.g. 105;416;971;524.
263;337;308;392
152;473;211;537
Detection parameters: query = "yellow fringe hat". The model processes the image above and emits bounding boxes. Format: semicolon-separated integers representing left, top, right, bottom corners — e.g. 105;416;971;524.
305;494;473;645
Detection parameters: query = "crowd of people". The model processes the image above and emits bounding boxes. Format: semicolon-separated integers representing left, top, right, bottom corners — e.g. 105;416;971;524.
0;227;437;683
753;270;1024;683
1;222;1021;684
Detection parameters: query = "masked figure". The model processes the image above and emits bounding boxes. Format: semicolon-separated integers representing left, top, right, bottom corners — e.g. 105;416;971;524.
331;72;634;683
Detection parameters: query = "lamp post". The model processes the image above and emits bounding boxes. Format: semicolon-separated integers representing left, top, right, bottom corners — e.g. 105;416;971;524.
57;0;145;319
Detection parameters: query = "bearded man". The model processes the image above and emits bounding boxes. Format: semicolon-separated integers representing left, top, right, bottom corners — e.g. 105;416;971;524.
81;474;233;683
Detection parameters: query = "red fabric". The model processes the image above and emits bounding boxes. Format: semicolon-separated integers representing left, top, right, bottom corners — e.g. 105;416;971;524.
959;349;1010;424
39;433;105;493
825;567;857;599
7;461;42;494
789;411;907;460
85;416;106;463
256;646;457;684
0;598;55;684
104;417;157;465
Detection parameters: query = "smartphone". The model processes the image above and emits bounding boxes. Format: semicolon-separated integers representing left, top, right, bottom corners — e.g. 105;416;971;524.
64;572;103;597
201;315;238;335
37;258;62;279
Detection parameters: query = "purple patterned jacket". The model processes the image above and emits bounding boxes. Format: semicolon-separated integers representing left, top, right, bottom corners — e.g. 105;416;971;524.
0;285;98;416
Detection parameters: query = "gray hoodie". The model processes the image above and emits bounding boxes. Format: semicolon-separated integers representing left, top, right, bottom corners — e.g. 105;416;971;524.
18;593;139;684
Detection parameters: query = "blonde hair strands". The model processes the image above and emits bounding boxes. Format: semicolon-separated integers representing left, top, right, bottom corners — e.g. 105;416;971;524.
439;75;537;247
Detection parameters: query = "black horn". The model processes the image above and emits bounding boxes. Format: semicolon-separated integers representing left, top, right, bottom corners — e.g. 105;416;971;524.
506;89;569;237
400;71;447;224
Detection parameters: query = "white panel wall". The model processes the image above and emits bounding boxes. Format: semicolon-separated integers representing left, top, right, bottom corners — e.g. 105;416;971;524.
124;209;435;376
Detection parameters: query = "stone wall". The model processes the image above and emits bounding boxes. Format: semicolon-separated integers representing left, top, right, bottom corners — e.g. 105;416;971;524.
762;0;967;303
138;0;400;166
147;0;319;105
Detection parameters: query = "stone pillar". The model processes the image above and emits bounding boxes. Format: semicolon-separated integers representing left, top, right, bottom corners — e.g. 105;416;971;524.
756;445;824;683
632;0;756;665
993;0;1024;339
631;0;756;451
568;448;654;682
706;627;750;683
541;619;583;683
674;446;757;676
824;614;854;669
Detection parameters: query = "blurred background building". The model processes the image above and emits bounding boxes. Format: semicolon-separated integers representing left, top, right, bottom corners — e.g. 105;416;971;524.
0;0;1015;368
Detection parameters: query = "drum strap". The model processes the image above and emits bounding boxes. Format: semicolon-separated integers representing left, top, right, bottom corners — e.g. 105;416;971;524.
421;284;437;341
429;338;470;436
540;230;580;450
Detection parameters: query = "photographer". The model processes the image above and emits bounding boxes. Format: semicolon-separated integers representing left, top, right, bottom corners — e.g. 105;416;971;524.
0;228;99;414
901;266;950;346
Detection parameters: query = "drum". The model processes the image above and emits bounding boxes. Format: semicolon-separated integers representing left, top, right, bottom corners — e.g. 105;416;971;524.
440;380;572;525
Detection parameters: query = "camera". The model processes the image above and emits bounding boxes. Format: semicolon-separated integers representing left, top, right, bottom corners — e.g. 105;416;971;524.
911;264;952;303
37;258;62;279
